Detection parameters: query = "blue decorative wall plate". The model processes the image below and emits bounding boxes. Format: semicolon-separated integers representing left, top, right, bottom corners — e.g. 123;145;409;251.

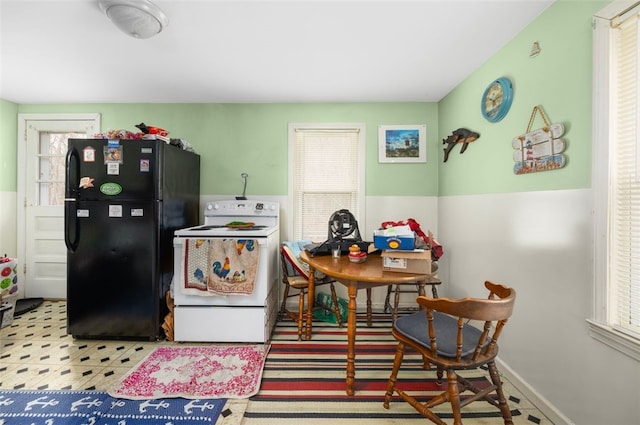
481;77;514;122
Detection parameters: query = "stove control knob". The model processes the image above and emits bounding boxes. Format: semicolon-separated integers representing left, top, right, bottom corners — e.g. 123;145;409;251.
208;203;218;210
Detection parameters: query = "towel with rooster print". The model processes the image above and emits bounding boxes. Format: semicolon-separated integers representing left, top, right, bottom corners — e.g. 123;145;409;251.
182;238;260;296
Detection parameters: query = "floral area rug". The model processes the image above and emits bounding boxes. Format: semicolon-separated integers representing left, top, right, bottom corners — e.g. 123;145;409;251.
109;345;268;400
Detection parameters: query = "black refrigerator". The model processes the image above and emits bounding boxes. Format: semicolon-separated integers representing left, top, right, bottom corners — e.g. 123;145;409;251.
64;138;200;340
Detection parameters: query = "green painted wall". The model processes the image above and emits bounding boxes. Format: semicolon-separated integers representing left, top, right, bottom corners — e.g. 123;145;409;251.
438;0;607;196
16;102;438;196
0;99;18;191
6;0;608;198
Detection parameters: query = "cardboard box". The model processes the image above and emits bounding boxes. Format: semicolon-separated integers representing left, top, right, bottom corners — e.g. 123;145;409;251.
382;250;432;274
373;230;415;251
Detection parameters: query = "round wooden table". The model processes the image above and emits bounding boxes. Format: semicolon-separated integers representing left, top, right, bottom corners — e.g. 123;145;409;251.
299;250;440;396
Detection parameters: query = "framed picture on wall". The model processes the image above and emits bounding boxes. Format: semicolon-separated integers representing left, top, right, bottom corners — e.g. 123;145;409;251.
378;125;427;163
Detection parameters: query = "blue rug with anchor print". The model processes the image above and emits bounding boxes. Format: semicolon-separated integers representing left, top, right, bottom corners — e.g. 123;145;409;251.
0;390;227;425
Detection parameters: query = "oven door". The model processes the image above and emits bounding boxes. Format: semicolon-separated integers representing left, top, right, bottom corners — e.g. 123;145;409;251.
172;235;270;306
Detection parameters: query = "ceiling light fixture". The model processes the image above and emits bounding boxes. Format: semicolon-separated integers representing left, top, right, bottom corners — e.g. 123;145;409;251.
98;0;168;39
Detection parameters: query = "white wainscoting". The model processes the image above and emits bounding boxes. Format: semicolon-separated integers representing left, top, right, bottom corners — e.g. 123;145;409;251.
0;191;17;271
438;189;639;425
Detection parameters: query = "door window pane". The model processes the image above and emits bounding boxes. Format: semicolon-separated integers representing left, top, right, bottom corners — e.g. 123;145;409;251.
38;132;86;206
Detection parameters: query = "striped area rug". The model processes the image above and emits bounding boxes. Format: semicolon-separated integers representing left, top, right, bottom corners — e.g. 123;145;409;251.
244;312;523;424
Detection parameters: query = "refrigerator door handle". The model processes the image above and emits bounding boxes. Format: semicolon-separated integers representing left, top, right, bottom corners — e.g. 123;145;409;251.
65;147;80;252
64;201;79;252
65;146;80;199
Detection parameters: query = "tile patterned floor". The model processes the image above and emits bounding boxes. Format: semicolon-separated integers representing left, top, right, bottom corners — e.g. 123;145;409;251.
0;300;552;425
0;300;247;425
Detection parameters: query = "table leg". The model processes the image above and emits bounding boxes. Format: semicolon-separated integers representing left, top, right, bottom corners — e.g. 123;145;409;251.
366;288;372;327
346;284;357;396
383;285;392;313
305;266;316;341
393;286;400;321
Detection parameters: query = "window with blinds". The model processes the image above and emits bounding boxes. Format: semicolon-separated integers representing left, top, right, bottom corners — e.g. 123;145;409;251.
288;124;366;242
590;1;640;359
610;8;640;337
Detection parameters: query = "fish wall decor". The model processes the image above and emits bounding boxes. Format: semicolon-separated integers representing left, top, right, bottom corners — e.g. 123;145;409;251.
442;128;480;162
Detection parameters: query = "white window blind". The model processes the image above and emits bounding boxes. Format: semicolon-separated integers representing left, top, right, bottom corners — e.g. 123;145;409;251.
610;9;640;337
291;126;362;241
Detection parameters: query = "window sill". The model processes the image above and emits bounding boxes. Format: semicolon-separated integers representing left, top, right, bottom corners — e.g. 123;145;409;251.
587;319;640;361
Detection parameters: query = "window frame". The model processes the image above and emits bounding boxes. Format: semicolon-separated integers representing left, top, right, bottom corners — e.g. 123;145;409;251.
589;1;640;361
286;123;366;242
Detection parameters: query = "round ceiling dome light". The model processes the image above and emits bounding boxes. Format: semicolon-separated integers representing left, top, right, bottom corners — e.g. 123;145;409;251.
98;0;168;39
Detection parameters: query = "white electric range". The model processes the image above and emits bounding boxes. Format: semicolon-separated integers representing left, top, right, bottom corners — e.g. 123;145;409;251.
172;199;280;342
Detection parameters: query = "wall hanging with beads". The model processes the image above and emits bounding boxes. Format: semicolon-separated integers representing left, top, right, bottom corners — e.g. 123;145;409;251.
512;105;566;174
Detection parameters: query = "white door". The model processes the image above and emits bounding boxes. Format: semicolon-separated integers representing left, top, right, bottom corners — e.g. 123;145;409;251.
17;114;101;299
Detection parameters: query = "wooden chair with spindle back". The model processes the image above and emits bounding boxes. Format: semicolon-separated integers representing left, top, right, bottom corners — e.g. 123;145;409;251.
383;280;516;425
383;261;441;321
279;241;343;341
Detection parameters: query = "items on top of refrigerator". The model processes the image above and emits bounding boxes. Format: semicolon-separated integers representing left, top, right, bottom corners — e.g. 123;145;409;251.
136;122;170;143
93;123;196;153
93;122;168;141
169;138;195;153
94;129;143;140
135;122;168;137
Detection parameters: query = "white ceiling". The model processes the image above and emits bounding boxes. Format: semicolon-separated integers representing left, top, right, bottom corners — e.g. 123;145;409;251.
0;0;554;104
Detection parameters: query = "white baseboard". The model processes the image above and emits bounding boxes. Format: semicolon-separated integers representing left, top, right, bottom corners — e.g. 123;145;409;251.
496;357;575;425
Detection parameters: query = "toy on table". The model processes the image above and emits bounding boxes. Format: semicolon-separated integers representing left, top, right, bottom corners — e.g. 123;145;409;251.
348;244;367;263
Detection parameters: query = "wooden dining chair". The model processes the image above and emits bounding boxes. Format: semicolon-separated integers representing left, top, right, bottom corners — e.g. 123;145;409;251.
383;280;516;425
383;261;441;321
279;241;343;340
